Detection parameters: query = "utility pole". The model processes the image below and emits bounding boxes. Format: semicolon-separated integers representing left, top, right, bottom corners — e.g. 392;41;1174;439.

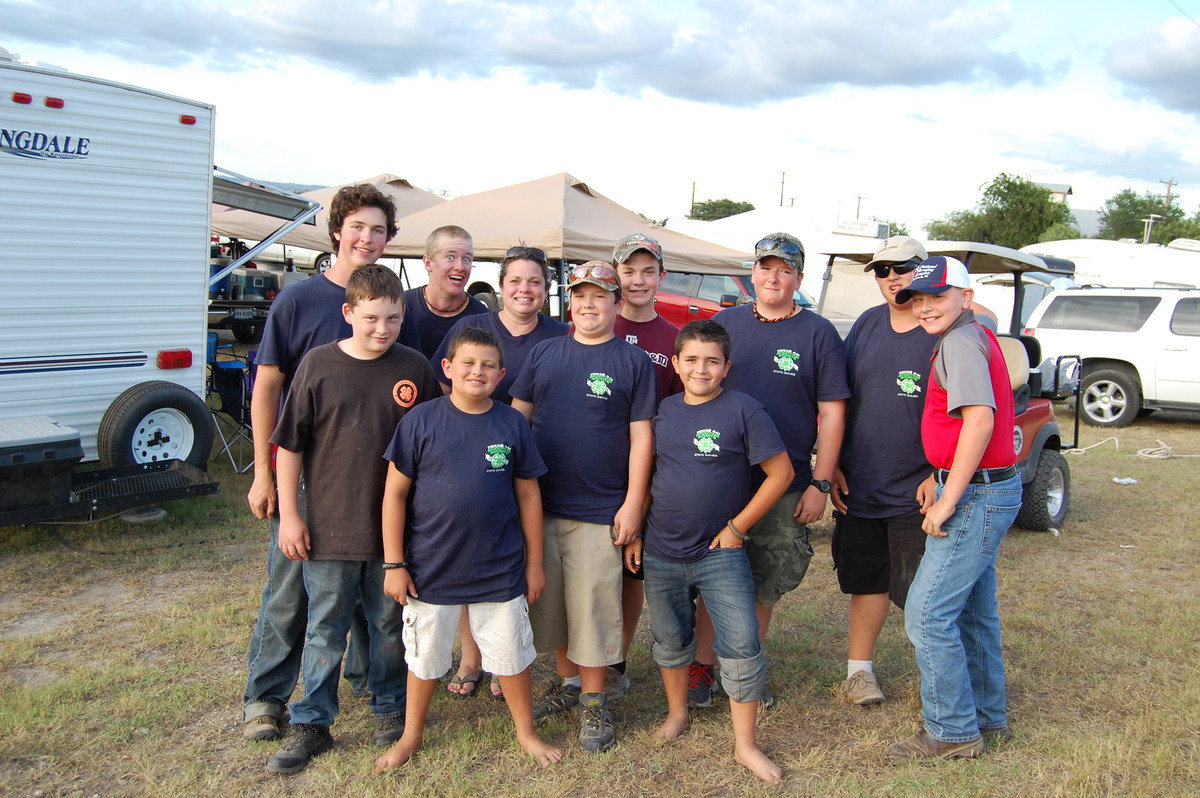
854;194;866;219
690;181;696;218
779;172;785;207
1141;213;1163;245
1160;178;1176;210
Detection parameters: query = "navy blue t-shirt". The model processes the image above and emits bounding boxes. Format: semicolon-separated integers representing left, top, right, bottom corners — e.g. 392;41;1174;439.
385;397;547;604
430;312;569;405
510;335;658;524
400;287;489;359
646;390;786;563
257;274;350;394
711;305;850;492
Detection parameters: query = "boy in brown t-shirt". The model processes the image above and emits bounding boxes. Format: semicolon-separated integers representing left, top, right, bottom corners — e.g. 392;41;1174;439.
264;266;440;775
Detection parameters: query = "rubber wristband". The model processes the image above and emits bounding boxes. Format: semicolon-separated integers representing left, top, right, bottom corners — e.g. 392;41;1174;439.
382;562;408;570
727;519;746;541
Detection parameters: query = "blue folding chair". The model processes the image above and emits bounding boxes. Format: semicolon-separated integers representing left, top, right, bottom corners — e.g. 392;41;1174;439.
206;332;255;473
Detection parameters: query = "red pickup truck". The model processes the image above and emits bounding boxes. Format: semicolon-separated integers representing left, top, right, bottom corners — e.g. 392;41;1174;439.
654;269;814;327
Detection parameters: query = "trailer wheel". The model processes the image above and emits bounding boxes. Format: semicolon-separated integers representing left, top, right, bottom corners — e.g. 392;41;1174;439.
233;322;263;344
98;381;213;470
1016;449;1069;531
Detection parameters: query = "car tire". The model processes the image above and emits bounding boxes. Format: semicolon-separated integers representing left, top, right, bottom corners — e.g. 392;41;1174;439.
314;253;331;273
1016;449;1070;531
473;291;499;311
1080;368;1141;427
98;381;214;470
233;322;263;344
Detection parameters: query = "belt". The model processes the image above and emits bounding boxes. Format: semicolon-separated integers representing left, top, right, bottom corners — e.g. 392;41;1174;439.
935;465;1018;485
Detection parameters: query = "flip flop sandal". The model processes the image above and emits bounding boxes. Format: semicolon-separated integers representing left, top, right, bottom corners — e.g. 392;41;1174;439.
489;672;505;701
446;669;484;698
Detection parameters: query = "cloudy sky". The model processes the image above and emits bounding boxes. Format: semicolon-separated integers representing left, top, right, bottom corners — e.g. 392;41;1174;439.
3;0;1198;236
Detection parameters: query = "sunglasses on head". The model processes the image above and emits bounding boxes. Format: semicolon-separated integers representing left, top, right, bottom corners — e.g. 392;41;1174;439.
505;245;547;263
873;261;920;279
570;263;616;281
754;237;803;256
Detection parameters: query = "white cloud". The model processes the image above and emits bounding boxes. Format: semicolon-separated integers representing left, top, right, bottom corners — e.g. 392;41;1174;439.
1108;17;1200;114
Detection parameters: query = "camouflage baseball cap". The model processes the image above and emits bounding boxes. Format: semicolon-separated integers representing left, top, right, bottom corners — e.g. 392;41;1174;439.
567;261;620;293
754;232;805;271
612;233;663;266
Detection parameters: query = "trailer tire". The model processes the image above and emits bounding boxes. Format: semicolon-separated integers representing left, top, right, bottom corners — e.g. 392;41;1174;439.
1016;449;1069;531
473;290;499;311
98;381;213;471
233;322;263;344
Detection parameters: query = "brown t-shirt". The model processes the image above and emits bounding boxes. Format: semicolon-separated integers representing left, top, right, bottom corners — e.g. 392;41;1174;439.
271;341;440;560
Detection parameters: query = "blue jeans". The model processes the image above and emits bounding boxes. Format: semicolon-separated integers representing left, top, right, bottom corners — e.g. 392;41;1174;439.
242;487;308;722
643;548;766;703
904;475;1021;742
342;601;371;696
288;559;407;727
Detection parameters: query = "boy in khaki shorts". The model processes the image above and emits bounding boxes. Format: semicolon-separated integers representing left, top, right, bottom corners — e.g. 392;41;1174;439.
511;262;657;753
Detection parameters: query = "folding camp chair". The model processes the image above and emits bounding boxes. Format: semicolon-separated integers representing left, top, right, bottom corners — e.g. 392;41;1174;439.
206;332;256;473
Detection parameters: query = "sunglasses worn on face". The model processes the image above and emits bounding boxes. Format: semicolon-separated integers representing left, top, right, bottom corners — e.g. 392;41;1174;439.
873;261;920;279
505;246;547;263
755;237;803;256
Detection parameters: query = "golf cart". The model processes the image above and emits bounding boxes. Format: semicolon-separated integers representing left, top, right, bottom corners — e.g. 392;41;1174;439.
815;241;1081;532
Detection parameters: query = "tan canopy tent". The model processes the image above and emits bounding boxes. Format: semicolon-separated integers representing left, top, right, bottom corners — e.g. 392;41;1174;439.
211;173;445;253
382;173;751;274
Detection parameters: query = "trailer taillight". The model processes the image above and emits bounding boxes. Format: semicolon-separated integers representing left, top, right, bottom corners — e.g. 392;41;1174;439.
179;114;196;125
157;350;193;370
11;92;32;104
44;97;64;109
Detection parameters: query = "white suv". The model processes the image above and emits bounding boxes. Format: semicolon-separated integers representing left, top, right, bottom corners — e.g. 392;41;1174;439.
1024;287;1200;426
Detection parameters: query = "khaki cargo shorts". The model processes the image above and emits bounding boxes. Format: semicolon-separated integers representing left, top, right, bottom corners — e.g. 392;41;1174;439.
745;491;814;606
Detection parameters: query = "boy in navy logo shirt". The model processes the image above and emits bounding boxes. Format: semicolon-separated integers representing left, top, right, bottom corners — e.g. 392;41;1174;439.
626;319;793;784
376;328;562;770
511;261;657;753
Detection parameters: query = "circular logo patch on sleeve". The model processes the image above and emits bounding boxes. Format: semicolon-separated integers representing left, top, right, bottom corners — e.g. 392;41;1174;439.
393;380;418;407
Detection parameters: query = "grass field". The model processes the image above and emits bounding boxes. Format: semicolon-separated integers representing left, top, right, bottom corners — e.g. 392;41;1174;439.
2;413;1198;797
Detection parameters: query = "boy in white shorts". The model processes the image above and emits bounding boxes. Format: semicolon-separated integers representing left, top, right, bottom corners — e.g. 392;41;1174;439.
375;327;562;769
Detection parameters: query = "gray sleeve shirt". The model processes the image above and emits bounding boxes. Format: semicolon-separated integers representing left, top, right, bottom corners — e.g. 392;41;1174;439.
933;312;996;418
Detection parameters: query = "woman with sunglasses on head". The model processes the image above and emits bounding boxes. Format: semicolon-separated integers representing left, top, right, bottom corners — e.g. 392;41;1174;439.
828;236;940;709
430;245;569;698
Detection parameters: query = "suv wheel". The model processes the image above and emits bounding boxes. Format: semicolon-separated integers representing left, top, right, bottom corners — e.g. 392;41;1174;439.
1017;449;1070;531
1080;368;1141;427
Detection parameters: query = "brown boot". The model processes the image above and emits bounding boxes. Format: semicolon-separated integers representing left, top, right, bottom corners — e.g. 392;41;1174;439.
887;729;983;761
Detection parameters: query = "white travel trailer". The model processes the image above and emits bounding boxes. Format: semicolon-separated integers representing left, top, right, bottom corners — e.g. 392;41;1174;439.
1021;238;1199;289
1;61;316;522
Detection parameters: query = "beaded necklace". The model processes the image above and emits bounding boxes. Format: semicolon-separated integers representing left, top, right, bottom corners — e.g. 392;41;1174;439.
752;301;798;323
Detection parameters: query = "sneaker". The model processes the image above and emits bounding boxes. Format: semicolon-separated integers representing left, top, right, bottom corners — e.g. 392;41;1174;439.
532;677;582;722
604;666;631;701
982;726;1013;746
372;716;405;747
577;691;615;753
243;714;283;742
687;663;716;709
887;729;983;762
266;724;333;774
843;670;886;706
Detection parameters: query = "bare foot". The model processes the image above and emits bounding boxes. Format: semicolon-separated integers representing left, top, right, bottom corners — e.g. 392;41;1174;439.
735;743;782;785
654;713;689;741
374;738;421;771
517;732;563;767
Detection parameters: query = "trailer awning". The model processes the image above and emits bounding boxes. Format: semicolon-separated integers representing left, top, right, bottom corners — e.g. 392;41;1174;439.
212;175;318;222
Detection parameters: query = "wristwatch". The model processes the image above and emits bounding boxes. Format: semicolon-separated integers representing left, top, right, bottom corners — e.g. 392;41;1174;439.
810;478;831;494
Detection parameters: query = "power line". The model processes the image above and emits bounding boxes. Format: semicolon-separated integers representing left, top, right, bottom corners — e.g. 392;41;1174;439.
1166;0;1200;29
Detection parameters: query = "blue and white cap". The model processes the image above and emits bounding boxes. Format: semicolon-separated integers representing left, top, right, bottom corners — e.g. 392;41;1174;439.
895;256;971;304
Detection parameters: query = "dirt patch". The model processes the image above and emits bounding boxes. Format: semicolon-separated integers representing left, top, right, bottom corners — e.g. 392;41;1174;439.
0;610;79;640
1;664;65;687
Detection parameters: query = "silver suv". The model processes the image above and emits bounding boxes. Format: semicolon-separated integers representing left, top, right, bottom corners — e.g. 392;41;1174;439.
1024;287;1200;426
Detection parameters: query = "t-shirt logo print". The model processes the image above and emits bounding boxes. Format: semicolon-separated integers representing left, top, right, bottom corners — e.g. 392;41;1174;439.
896;370;922;397
692;428;721;457
484;443;512;471
586;372;614;397
773;349;800;374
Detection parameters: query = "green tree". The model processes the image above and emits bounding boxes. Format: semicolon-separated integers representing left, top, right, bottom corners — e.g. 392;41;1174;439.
923;173;1072;248
689;198;755;221
1097;189;1185;243
872;218;909;236
1037;221;1082;243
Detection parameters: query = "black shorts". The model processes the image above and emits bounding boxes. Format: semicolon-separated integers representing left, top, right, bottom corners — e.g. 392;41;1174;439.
830;512;926;609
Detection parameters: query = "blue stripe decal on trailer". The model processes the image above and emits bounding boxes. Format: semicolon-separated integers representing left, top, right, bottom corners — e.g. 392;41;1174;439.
0;352;149;375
